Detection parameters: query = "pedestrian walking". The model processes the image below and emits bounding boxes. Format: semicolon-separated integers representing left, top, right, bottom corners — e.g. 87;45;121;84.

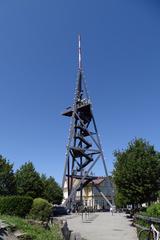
110;207;113;216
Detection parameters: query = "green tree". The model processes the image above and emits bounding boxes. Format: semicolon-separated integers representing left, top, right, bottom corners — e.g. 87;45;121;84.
16;161;44;198
41;174;63;204
113;138;160;206
0;155;16;195
115;191;128;208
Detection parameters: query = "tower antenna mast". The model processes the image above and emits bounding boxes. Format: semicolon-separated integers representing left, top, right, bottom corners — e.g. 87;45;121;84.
78;34;82;70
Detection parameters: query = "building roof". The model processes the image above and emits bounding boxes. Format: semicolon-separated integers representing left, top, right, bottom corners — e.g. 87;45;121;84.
65;176;108;186
92;177;105;185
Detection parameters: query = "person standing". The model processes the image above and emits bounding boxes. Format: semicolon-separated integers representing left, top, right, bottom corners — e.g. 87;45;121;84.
110;207;113;216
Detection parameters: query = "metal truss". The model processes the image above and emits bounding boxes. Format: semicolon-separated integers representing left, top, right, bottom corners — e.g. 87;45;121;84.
62;35;114;209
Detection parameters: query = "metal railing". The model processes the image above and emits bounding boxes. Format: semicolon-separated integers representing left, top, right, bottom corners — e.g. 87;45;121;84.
134;214;160;230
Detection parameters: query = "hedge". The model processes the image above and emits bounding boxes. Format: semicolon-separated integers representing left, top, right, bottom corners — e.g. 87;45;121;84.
0;196;33;217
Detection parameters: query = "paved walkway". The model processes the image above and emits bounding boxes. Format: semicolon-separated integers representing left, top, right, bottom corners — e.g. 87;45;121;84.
63;212;138;240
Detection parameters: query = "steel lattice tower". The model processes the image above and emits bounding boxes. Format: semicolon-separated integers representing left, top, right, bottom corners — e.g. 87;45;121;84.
62;36;114;210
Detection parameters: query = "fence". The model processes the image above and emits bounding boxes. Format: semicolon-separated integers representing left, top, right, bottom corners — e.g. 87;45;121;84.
134;214;160;231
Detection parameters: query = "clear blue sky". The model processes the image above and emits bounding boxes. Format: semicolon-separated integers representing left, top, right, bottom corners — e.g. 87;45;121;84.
0;0;160;184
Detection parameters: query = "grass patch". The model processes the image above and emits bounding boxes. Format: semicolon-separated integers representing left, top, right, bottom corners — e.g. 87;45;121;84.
0;215;62;240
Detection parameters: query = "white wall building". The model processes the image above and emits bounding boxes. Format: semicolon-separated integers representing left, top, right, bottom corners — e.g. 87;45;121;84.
63;176;114;210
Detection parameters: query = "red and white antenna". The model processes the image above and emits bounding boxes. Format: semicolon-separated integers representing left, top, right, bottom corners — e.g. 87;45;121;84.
78;34;82;70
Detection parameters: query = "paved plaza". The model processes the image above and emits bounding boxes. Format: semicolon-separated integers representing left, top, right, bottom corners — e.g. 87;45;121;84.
63;212;138;240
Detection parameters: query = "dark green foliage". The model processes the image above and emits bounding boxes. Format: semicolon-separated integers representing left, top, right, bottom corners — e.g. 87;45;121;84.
41;174;63;204
0;196;33;217
28;198;53;221
16;162;62;203
113;138;160;206
0;155;16;195
114;191;128;208
146;203;160;217
16;162;44;198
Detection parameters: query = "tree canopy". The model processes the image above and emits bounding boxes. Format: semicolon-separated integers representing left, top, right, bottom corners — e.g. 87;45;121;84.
0;155;16;195
0;154;63;204
113;138;160;206
41;174;63;204
15;162;63;203
16;161;44;198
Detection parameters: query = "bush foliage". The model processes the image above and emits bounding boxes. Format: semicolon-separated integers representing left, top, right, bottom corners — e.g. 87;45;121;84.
146;203;160;217
28;198;53;221
0;196;33;217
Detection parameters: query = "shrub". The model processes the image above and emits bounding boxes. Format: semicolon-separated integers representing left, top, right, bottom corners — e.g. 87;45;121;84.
28;198;53;221
146;203;160;217
0;196;33;217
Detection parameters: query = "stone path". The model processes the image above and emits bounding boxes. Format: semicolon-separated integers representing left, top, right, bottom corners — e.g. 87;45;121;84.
63;212;138;240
